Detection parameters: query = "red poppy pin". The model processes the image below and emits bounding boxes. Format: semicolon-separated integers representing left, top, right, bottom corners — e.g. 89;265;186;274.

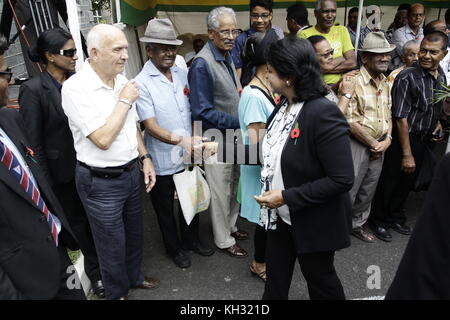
238;88;242;96
184;86;189;96
274;95;281;105
377;89;381;96
25;146;37;163
290;123;300;145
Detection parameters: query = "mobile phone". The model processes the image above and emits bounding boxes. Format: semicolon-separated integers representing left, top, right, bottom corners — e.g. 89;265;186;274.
432;130;444;139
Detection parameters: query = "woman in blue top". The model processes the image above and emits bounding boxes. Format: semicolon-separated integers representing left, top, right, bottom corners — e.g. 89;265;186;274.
238;29;279;282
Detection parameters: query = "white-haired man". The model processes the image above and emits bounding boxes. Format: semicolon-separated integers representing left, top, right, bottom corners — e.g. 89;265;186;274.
61;24;159;300
188;7;248;258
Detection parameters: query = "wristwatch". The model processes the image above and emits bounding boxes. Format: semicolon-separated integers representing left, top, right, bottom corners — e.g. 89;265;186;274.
140;153;152;162
342;93;352;100
119;98;133;109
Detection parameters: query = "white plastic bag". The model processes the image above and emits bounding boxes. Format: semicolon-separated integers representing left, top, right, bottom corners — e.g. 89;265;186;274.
173;165;211;225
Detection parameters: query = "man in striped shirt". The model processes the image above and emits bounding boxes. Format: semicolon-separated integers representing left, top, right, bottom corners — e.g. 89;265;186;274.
370;30;448;242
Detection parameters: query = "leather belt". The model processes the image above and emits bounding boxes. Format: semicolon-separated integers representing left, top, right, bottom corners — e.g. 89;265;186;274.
78;158;138;179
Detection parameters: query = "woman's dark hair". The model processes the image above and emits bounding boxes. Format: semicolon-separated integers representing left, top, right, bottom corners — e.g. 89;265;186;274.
307;35;326;48
287;3;309;26
240;29;279;86
267;37;327;102
250;0;273;12
28;27;73;64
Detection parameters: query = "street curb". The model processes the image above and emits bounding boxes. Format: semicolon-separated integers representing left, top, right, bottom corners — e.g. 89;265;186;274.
74;253;91;296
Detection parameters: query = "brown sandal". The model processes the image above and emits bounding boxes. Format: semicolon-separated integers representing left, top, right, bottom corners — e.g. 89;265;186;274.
250;263;267;282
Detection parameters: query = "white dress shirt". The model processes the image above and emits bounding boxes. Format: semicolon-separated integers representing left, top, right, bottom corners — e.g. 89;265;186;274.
61;60;139;168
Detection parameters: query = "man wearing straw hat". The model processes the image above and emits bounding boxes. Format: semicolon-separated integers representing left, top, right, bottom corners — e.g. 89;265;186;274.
135;19;214;269
344;32;394;243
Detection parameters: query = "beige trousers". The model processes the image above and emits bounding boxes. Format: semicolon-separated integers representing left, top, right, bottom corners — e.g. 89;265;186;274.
204;162;240;249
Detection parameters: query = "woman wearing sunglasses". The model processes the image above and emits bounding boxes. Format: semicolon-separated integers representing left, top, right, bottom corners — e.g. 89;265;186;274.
18;28;105;299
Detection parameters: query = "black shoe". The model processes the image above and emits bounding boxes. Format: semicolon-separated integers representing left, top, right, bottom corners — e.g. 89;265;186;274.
182;242;215;256
92;280;106;299
392;223;412;235
173;250;191;269
371;226;392;242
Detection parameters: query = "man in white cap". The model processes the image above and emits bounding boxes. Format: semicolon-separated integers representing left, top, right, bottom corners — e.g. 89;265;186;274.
344;32;395;243
135;19;214;269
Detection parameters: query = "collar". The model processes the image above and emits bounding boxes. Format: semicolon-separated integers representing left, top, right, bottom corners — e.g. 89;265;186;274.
360;66;387;86
410;61;445;79
208;40;232;63
404;24;423;38
82;59;122;90
144;58;178;77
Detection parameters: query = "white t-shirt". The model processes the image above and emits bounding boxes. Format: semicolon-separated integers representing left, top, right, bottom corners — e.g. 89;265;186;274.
61;60;139;168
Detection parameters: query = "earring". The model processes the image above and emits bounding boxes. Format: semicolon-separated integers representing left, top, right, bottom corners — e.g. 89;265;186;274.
286;81;290;87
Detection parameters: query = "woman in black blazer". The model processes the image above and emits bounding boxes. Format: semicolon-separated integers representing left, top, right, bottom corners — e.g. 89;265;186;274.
205;37;354;299
18;28;104;298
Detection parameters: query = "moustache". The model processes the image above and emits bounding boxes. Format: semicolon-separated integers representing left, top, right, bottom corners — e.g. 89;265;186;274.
224;40;234;46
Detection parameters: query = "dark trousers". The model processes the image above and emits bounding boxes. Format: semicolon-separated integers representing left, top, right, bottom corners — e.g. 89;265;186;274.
52;180;101;283
53;244;86;300
263;218;345;300
75;164;144;300
254;224;266;263
370;134;434;228
150;174;199;256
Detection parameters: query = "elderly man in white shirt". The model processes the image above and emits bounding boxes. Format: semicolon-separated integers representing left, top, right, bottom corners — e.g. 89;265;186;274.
61;24;158;300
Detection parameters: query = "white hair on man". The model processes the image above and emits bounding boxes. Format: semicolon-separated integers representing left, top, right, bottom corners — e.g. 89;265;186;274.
402;39;420;55
314;0;335;12
86;24;124;53
207;7;236;30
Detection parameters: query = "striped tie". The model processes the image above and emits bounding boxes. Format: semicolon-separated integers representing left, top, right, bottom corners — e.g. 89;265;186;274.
0;135;58;246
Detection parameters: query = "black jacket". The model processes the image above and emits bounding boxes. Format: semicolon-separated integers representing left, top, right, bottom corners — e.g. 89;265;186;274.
18;71;77;186
220;96;354;254
0;108;77;300
386;153;450;299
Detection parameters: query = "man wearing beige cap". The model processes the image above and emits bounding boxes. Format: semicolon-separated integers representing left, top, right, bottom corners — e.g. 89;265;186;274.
135;19;214;269
344;32;394;243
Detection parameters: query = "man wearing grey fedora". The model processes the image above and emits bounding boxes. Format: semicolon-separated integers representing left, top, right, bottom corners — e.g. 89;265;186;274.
344;32;394;243
135;18;215;269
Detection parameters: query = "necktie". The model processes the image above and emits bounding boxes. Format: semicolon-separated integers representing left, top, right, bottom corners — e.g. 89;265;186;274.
0;134;58;246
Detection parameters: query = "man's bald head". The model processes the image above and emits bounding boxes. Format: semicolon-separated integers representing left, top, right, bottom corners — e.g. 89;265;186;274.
87;24;125;53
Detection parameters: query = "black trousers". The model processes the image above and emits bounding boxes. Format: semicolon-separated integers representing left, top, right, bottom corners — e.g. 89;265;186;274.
262;218;345;300
52;180;101;283
150;174;199;257
53;243;86;300
254;224;266;263
370;134;434;228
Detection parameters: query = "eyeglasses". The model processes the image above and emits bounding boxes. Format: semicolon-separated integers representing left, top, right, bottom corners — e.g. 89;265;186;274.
250;13;271;20
320;49;334;59
58;48;77;58
216;29;240;38
0;68;13;83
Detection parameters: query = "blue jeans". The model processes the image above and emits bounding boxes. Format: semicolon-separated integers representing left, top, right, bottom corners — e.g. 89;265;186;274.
75;164;144;299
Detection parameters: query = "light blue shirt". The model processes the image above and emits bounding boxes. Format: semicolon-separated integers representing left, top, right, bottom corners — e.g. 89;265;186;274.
135;60;192;176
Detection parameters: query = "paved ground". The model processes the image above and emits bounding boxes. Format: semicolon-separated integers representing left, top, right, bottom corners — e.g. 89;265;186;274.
8;84;447;301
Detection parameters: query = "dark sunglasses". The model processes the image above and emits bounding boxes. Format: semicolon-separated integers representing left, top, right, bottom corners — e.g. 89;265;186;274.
0;68;13;82
58;48;77;57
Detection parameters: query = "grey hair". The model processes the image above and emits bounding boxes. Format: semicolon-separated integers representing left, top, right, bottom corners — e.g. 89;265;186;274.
86;24;123;52
314;0;335;12
402;40;420;55
207;7;236;30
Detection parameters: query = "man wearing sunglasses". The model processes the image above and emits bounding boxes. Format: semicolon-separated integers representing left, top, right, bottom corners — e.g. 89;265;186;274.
231;0;284;85
0;34;85;300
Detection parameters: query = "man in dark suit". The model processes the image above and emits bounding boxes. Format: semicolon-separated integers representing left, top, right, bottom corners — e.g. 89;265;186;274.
0;34;85;300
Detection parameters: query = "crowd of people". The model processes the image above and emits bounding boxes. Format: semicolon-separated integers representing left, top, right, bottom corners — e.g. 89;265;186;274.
0;0;449;300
